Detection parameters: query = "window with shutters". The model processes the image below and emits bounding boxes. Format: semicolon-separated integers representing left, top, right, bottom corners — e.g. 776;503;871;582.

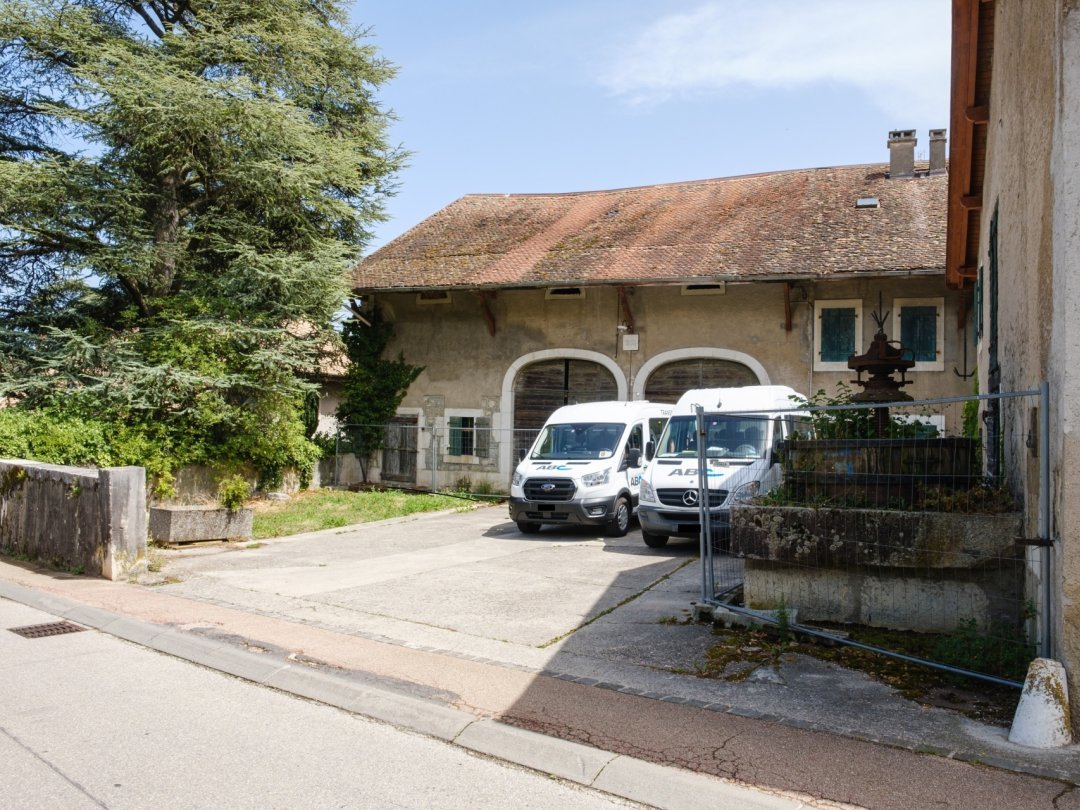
447;414;491;460
892;297;944;371
813;300;862;371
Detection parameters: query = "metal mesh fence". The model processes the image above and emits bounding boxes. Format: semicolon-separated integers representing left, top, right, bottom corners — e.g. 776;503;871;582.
329;422;540;495
696;389;1047;688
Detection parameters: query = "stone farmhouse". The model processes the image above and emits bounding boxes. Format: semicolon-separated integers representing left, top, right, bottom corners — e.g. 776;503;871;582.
344;133;967;490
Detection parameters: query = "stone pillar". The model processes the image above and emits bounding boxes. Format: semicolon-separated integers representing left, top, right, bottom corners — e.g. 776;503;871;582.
99;466;147;580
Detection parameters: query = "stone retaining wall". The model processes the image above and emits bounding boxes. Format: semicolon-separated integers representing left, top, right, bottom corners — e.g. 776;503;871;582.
0;459;146;580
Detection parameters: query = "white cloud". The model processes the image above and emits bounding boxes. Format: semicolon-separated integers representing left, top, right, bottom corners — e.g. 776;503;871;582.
599;0;950;122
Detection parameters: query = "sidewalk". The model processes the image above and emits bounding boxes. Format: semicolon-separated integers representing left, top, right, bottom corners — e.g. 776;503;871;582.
1;583;833;810
2;555;1078;809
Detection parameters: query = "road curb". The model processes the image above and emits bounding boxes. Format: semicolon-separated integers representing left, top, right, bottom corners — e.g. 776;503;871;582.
0;579;818;809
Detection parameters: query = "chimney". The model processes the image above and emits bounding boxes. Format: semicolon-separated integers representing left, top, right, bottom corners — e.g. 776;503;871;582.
887;129;916;179
928;128;947;174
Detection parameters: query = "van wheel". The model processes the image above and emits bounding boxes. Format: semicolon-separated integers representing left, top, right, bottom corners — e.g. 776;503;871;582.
641;529;669;548
517;520;542;534
605;497;631;537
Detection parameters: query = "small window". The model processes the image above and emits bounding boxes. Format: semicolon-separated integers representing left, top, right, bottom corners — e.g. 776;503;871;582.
814;299;862;371
545;287;584;299
893;297;944;371
417;290;451;305
681;282;726;296
448;416;491;459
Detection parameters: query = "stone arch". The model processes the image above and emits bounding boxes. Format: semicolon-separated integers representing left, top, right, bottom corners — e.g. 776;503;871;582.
498;349;627;473
633;348;770;402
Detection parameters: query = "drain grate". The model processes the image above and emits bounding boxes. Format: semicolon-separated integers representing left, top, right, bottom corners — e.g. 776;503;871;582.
8;621;87;639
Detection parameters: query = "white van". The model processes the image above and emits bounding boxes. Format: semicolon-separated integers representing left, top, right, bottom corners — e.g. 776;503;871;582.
509;401;671;536
637;386;808;548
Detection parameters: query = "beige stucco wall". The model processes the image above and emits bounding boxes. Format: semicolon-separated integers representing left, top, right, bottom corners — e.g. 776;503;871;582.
368;274;967;488
978;0;1080;728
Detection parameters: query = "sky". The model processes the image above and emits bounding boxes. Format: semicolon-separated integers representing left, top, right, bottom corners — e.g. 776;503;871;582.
350;1;952;252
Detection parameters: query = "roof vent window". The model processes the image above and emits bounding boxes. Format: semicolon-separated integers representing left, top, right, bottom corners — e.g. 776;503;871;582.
856;197;880;209
546;287;585;299
681;282;726;296
417;290;452;304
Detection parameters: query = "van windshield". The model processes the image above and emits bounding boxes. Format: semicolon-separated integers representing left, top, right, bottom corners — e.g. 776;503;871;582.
657;415;769;460
530;422;625;461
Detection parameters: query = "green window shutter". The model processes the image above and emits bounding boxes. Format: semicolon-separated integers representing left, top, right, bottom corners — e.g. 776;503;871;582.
820;307;856;362
449;417;464;455
901;306;938;362
974;268;983;340
476;418;491;459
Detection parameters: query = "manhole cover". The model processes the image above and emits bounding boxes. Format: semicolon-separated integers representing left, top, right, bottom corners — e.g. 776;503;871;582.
8;621;87;639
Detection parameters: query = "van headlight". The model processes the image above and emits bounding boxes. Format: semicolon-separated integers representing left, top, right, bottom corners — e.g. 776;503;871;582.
511;471;523;488
639;477;656;502
582;468;610;487
732;480;760;503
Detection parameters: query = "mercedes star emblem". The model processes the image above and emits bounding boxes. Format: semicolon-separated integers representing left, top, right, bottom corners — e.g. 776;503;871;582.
682;489;699;506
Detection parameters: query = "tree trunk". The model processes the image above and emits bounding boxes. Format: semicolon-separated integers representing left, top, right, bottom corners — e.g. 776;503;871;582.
151;170;181;298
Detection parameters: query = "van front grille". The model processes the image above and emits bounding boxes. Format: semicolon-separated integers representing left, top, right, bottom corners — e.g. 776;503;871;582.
657;488;728;507
523;478;577;502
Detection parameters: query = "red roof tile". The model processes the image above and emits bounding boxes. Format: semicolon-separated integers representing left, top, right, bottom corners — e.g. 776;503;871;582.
353;164;946;291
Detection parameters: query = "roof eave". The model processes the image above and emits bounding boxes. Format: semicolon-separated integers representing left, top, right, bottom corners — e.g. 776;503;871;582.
352;267;946;295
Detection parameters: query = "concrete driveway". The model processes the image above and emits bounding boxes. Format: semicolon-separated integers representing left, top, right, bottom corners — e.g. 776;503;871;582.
149;505;714;675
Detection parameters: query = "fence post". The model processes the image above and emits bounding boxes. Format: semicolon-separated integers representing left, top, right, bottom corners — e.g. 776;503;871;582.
334;429;341;487
1040;381;1052;658
431;426;438;493
695;405;715;602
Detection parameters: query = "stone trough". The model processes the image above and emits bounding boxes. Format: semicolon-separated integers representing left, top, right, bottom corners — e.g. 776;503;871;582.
730;505;1024;633
149;505;253;544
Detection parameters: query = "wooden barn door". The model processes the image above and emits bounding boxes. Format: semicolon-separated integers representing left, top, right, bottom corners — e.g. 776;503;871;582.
512;359;617;460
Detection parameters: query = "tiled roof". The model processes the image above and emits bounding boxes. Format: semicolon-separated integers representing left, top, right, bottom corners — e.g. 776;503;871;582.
353;164;946;291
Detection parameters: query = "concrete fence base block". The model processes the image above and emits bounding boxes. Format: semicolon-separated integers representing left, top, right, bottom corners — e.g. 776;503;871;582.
1008;658;1073;748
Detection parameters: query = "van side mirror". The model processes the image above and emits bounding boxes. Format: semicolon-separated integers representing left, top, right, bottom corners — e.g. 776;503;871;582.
644;441;654;461
627;447;642;468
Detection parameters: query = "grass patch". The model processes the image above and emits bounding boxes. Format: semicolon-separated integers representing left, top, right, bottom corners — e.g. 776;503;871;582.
251;488;473;539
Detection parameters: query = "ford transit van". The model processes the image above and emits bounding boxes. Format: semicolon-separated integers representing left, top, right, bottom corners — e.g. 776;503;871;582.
509;401;671;536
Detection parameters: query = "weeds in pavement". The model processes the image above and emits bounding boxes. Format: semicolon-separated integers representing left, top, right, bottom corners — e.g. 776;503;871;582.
683;618;1021;725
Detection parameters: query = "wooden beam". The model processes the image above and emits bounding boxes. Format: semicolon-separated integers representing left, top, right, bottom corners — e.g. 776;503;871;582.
960;194;983;211
617;286;636;333
475;291;496;337
783;282;792;332
965;104;989;123
946;0;982;289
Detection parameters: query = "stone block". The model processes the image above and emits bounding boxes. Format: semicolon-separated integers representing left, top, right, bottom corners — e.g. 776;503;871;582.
150;505;253;543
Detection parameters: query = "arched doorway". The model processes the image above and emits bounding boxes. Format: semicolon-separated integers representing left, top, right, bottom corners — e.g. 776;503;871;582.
643;357;759;403
512;358;618;460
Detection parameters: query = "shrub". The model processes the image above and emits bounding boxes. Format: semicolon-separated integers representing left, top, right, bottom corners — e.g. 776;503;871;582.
217;475;250;511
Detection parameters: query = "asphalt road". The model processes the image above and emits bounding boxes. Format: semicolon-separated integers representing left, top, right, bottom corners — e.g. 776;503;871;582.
0;597;637;810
